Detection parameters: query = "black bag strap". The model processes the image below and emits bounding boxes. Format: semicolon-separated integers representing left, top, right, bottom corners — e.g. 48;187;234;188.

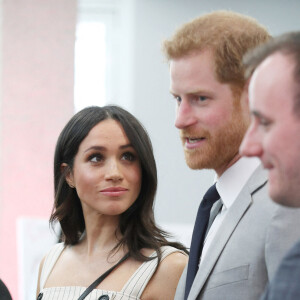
78;252;130;300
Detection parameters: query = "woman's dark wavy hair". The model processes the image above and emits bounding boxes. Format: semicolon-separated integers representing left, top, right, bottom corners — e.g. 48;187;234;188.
50;105;187;261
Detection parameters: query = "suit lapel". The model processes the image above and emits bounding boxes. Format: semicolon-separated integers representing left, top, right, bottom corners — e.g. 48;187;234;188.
188;165;268;299
205;200;223;238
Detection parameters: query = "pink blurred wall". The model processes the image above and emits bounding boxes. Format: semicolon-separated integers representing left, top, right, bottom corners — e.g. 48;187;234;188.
0;0;76;298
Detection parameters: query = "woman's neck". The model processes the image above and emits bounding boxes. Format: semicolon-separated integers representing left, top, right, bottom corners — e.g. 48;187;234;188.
80;213;122;258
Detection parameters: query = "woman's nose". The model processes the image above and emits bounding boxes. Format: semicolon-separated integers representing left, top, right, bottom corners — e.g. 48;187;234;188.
104;159;123;181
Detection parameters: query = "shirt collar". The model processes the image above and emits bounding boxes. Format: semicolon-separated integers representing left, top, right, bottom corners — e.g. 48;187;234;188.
215;156;261;209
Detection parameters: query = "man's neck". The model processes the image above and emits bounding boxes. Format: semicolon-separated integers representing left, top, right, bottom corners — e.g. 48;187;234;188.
215;153;242;178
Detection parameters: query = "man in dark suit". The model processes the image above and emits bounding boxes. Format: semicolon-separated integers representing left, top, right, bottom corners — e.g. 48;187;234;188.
0;279;12;300
162;11;300;300
240;31;300;299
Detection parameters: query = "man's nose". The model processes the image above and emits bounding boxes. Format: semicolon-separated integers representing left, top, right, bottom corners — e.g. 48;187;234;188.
240;124;263;158
175;99;198;129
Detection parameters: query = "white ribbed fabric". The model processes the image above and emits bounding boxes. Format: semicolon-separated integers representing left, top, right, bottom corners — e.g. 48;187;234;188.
39;243;182;300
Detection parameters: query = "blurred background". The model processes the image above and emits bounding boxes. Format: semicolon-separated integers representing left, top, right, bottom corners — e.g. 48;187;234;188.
0;0;299;299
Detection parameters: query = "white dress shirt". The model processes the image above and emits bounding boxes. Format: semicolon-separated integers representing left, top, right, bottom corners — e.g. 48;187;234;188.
200;156;261;264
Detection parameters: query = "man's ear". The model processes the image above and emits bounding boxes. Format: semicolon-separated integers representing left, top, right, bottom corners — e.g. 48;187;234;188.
61;163;75;188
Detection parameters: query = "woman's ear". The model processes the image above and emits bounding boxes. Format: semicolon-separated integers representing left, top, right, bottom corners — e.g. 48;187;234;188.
61;163;75;188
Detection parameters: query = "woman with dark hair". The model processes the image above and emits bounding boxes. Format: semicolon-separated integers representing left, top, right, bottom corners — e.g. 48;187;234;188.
36;105;188;300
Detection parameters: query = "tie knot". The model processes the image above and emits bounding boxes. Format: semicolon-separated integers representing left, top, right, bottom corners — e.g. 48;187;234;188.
203;183;220;204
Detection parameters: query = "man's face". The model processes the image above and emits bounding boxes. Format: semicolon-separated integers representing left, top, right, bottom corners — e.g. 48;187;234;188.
170;49;249;176
240;53;300;207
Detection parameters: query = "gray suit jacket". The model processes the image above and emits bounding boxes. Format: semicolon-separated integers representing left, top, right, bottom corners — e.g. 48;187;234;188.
175;165;300;300
261;238;300;300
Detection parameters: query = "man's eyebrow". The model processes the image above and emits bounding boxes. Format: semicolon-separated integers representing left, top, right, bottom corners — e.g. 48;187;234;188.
169;90;178;96
170;89;213;96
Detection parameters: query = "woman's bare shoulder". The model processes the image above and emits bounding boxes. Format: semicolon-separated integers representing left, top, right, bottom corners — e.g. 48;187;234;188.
141;250;188;300
158;250;188;276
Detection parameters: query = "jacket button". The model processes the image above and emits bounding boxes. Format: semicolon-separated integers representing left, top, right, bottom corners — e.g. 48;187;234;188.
98;296;109;300
37;293;43;300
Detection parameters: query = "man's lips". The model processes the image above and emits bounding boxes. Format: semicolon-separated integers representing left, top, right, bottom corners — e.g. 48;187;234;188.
262;161;274;170
100;187;128;197
184;137;206;149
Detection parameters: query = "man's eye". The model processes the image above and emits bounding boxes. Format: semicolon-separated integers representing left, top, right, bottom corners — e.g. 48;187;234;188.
198;96;207;101
174;96;182;103
259;118;271;127
122;152;136;162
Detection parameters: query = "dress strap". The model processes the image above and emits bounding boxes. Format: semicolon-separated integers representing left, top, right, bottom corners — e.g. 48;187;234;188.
78;252;129;300
40;243;65;290
121;246;182;298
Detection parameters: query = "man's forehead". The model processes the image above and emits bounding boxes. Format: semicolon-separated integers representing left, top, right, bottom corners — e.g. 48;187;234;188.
249;53;292;100
248;52;297;120
250;52;294;87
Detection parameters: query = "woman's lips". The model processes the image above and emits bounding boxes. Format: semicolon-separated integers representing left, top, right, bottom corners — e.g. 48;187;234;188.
100;187;128;197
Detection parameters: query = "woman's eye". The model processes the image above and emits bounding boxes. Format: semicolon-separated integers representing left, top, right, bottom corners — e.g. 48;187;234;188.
122;152;136;162
89;154;103;163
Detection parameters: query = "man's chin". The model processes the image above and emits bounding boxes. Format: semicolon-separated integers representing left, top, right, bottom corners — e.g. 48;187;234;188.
184;151;228;171
269;188;299;208
186;162;201;170
184;155;210;170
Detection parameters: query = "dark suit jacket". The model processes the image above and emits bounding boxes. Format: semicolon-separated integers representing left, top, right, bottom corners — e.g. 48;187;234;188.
261;238;300;300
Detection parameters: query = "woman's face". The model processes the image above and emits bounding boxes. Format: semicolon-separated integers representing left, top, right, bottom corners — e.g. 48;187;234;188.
66;119;142;217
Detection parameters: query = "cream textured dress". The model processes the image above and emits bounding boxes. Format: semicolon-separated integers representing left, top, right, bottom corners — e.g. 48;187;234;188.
38;243;183;300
